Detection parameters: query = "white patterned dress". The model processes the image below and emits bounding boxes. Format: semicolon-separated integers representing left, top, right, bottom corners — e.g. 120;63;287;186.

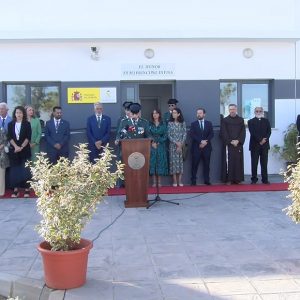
167;121;187;174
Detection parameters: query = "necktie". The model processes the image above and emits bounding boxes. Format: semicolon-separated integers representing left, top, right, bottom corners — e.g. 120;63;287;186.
200;120;203;131
97;116;101;128
55;120;59;132
1;118;5;128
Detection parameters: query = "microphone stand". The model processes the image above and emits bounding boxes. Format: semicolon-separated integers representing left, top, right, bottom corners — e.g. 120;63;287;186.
147;140;179;209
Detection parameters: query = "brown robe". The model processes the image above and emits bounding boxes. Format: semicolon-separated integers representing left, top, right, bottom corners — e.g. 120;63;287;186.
220;115;246;183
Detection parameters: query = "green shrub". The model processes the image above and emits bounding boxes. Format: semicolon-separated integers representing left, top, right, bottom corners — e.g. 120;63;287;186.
28;144;123;251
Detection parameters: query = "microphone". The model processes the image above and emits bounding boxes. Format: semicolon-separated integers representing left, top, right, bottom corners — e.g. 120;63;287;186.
120;125;130;139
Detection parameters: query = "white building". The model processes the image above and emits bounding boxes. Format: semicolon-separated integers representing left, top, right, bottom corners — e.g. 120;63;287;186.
0;0;299;179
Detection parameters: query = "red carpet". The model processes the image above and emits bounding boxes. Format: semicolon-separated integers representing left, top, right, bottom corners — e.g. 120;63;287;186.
108;182;288;196
0;183;288;199
0;190;37;199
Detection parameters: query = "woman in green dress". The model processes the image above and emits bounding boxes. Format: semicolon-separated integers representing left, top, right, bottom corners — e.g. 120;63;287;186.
149;109;168;187
26;106;42;162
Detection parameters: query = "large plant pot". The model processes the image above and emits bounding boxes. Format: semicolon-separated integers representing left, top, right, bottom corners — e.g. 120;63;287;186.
38;238;93;290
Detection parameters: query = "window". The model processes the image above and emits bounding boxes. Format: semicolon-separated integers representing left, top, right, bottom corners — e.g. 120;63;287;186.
220;82;237;117
220;81;270;124
5;83;60;127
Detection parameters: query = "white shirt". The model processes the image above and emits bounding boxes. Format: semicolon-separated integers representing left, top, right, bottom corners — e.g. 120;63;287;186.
15;122;22;140
199;119;205;130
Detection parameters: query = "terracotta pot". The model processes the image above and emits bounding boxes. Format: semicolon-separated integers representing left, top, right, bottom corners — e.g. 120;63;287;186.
38;238;93;290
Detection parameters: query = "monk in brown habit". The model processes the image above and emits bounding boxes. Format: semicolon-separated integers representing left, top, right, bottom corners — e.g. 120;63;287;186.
220;104;246;184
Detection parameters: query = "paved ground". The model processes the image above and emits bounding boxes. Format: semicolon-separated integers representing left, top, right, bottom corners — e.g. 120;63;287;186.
1;188;300;299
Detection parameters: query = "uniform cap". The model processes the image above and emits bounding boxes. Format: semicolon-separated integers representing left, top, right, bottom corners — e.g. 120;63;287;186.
122;101;133;109
168;98;178;105
129;103;141;114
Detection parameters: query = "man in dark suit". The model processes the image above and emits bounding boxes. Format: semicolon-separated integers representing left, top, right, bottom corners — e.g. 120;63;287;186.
87;102;111;162
190;108;214;185
248;107;271;184
45;106;70;164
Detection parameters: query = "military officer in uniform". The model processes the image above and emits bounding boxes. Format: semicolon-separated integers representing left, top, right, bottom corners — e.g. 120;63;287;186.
118;103;150;139
163;98;179;124
115;101;133;146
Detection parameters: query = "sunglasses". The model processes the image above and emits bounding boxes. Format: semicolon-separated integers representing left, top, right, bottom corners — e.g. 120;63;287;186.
168;104;176;107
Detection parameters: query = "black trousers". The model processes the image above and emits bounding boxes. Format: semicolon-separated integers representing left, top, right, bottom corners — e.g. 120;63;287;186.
250;147;269;183
191;149;211;183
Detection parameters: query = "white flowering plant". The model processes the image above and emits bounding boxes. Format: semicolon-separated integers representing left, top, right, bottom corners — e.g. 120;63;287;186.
284;151;300;223
27;144;123;251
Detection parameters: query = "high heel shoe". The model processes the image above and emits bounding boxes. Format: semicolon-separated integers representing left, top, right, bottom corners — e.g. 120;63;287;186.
24;189;30;198
11;189;19;198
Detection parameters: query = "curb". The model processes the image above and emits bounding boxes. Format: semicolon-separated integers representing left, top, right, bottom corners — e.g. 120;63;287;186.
0;273;65;300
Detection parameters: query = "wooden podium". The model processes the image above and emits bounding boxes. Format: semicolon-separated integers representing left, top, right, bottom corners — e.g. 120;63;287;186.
121;138;151;208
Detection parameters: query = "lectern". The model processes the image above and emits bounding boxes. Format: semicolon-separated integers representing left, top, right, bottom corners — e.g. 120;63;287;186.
121;138;151;208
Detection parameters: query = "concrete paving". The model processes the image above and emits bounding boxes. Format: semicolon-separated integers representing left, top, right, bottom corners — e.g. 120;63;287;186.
1;189;300;299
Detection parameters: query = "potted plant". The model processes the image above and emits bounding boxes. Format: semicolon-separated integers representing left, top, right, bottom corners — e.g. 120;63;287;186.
272;123;298;166
27;144;123;290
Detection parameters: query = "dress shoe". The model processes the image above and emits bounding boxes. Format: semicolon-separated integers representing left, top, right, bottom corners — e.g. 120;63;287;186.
191;182;196;186
262;181;270;184
204;181;211;185
251;181;257;184
232;181;240;185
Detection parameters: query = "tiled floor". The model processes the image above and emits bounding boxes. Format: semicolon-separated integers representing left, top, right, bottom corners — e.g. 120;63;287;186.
1;189;300;299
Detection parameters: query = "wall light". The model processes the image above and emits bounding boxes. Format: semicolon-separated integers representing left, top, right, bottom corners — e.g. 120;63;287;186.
243;48;254;59
144;48;155;59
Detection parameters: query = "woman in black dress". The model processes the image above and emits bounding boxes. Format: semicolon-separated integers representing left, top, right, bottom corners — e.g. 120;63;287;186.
7;106;32;197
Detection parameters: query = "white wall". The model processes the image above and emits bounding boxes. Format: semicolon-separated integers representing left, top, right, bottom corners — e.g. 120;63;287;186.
0;41;297;81
0;0;299;39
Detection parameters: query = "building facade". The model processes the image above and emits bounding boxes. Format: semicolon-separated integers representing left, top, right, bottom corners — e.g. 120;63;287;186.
0;0;299;181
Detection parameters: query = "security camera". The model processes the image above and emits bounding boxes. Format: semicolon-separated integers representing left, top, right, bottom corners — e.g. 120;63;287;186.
91;46;98;53
90;47;99;60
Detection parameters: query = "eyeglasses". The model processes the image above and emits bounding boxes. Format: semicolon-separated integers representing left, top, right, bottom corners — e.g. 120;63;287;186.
255;110;263;113
168;104;175;107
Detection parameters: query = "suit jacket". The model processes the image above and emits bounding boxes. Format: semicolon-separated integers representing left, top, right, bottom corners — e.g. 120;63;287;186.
7;120;32;162
248;117;271;150
297;115;300;134
87;114;111;146
45;118;70;150
1;115;12;133
190;119;214;153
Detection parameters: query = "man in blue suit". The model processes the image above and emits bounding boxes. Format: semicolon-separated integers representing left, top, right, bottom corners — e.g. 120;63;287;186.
190;108;214;185
0;102;12;132
45;106;70;164
87;102;111;162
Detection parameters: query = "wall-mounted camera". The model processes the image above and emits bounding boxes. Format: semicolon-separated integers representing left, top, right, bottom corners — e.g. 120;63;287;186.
90;46;100;60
